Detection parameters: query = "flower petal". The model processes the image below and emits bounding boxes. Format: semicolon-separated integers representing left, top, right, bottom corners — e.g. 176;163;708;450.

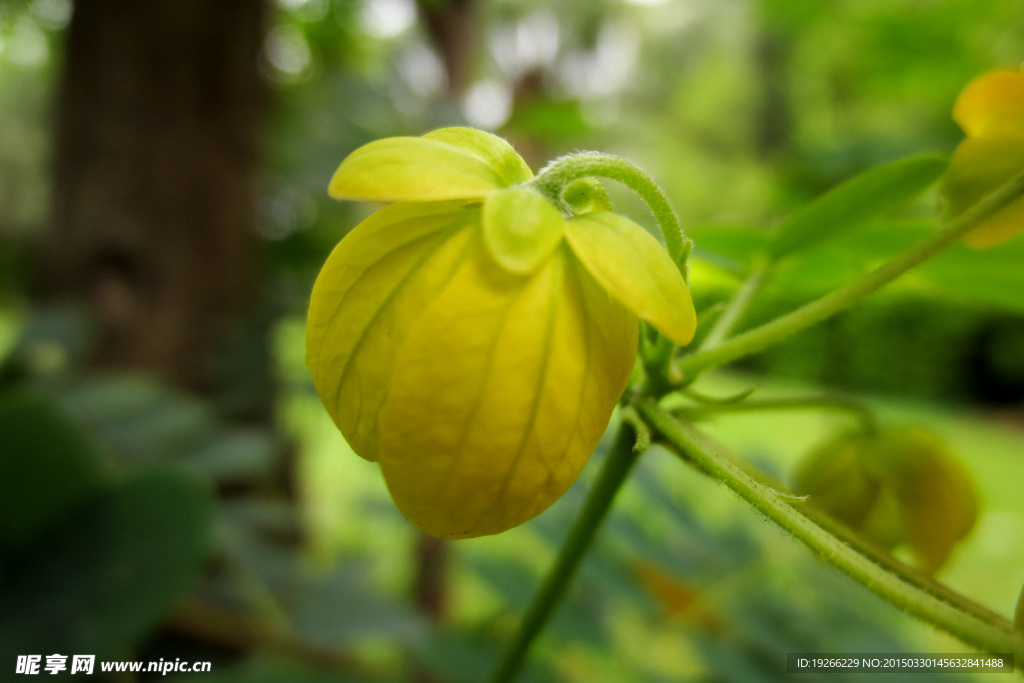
953;69;1024;138
378;245;637;539
565;212;697;346
482;188;565;275
871;429;977;574
423;127;533;186
306;201;479;460
942;135;1024;248
328;137;504;202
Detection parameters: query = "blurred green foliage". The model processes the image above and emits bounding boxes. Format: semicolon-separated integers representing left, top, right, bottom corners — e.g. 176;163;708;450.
1;0;1023;680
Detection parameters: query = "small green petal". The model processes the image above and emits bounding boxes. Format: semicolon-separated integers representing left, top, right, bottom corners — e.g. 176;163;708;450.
328;137;504;202
565;212;697;346
482;188;565;275
562;177;613;215
424;127;533;186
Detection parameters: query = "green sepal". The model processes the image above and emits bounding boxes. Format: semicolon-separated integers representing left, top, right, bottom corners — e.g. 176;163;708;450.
1015;584;1023;631
329;137;504;202
482;188;565;275
424;127;533;187
562;177;613;215
565;212;697;346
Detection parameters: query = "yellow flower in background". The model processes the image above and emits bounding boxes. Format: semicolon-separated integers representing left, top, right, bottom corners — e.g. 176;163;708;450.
306;128;696;539
793;427;977;574
941;68;1024;248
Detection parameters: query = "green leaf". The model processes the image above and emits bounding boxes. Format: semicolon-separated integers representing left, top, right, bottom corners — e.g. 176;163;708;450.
0;468;214;660
687;224;770;276
0;391;111;560
328;137;504;202
291;562;421;646
917;234;1024;313
1015;585;1023;632
565;212;697;345
482;188;565;275
768;155;948;260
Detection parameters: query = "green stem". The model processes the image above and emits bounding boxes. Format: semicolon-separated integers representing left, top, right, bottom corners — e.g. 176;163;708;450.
490;425;641;683
661;404;1008;629
697;261;768;351
677;169;1024;380
676;396;878;432
797;499;1015;630
531;153;690;274
636;400;1024;667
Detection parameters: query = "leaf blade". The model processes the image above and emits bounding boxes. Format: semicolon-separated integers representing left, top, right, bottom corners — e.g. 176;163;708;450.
768;155;948;260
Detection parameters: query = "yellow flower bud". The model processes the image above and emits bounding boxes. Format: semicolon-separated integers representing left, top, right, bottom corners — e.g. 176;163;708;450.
306;128;696;538
941;68;1024;248
793;427;978;573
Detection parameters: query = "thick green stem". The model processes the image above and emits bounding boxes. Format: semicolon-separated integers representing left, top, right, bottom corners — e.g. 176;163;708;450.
677;169;1024;380
636;400;1024;667
489;426;641;683
530;153;690;274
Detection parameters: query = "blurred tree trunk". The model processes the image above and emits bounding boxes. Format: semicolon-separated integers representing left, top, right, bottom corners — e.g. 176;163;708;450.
415;0;475;97
46;0;268;409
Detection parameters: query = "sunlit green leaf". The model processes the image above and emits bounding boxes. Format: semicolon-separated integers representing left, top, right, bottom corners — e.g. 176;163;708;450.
688;224;771;276
1015;586;1023;632
768;155;948;260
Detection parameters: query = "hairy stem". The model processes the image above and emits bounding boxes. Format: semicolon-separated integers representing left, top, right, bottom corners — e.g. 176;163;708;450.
490;425;641;683
531;153;690;274
677;169;1024;380
636;400;1024;667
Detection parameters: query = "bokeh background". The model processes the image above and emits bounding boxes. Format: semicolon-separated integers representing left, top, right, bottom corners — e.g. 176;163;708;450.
1;0;1023;680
